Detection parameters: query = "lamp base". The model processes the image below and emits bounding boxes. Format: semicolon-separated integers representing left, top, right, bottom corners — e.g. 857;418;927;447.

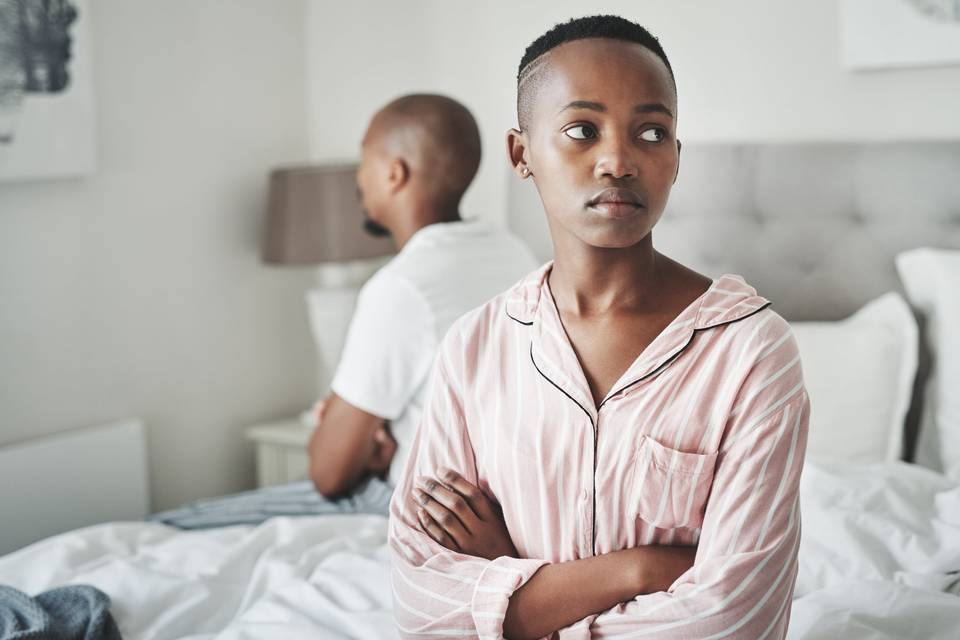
306;257;390;392
306;286;357;392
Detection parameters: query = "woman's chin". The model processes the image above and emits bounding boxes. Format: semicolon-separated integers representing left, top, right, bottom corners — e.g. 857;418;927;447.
578;226;653;250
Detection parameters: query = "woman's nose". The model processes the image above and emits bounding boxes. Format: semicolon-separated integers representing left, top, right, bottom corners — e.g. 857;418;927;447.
593;138;638;180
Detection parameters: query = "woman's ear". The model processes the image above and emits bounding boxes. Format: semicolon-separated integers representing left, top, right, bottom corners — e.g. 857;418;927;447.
673;139;682;184
506;128;533;179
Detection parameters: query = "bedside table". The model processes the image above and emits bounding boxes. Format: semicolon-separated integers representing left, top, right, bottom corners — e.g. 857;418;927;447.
246;418;314;488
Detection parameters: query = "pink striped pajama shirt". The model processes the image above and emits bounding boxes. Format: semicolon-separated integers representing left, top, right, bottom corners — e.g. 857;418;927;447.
389;262;810;639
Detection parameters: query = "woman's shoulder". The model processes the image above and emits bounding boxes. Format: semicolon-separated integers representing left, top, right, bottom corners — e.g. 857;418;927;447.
697;272;797;362
436;263;548;355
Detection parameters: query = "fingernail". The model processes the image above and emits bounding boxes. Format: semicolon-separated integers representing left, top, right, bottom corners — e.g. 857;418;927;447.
413;489;429;505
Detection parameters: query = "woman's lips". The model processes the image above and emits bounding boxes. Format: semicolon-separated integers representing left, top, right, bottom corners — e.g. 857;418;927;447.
586;187;645;218
588;201;644;218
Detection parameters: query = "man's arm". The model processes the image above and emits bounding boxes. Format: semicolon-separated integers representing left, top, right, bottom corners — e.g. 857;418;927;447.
314;272;435;497
307;393;395;497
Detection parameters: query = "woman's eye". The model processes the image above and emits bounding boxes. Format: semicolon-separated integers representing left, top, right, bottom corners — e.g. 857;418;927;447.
564;125;596;140
639;128;665;142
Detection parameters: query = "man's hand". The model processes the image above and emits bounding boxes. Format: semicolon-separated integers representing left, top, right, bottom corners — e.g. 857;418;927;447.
366;423;397;478
413;468;518;561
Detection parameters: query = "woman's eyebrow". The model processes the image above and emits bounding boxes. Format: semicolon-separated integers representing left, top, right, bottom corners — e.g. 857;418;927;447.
558;100;605;114
557;100;674;119
635;103;674;118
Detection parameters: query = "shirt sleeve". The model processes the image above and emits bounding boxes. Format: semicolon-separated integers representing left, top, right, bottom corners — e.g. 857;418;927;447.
388;325;549;639
330;272;437;420
579;320;810;640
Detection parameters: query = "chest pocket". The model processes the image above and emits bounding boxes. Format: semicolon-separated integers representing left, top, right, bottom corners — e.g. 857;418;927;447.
631;435;718;530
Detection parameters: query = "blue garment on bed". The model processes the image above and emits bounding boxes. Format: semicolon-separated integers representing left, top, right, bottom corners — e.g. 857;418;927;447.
0;584;121;640
147;477;393;530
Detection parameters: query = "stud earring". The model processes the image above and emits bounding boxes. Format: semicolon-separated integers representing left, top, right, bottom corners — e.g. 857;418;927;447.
520;166;530;177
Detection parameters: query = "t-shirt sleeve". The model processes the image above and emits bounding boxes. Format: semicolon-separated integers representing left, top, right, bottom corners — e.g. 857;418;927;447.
330;272;437;420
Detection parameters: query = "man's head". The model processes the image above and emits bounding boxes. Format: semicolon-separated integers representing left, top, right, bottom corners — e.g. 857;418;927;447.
357;94;481;240
507;15;680;251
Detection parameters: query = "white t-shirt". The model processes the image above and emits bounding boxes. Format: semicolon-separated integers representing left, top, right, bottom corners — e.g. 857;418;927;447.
330;220;539;486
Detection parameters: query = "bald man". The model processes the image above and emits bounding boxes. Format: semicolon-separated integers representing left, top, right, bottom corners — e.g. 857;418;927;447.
150;94;536;529
309;94;538;498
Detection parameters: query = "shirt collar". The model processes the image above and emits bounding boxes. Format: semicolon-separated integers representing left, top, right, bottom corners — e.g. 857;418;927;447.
505;262;769;331
505;261;771;412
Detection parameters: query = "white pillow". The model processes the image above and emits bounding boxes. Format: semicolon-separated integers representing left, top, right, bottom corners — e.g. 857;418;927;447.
896;248;960;481
791;292;917;464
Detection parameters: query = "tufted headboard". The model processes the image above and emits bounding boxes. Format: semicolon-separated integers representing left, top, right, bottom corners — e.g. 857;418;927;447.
505;141;960;459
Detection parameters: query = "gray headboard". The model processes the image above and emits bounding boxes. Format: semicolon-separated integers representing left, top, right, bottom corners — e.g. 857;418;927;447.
506;141;960;459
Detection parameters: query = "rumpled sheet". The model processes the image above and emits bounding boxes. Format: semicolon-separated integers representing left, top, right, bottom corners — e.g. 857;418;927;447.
0;461;957;639
0;515;397;640
788;460;960;639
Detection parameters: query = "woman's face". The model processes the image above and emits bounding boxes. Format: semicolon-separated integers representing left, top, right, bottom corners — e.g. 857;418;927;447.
511;38;680;251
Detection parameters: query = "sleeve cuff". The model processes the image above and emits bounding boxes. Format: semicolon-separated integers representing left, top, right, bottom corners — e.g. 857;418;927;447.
471;555;549;638
330;378;401;421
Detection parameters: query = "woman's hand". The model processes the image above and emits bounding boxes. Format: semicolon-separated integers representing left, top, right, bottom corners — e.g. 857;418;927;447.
413;468;518;561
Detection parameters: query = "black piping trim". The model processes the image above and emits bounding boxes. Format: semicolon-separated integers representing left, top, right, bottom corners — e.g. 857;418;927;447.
529;343;599;555
597;302;773;412
525;300;773;556
528;344;594;430
505;309;534;326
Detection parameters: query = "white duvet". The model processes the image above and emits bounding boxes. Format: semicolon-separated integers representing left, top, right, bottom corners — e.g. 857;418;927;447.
1;461;958;639
790;460;960;639
0;515;397;639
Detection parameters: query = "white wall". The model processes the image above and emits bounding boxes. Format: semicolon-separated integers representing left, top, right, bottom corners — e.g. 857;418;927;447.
2;0;958;516
0;0;317;511
306;0;960;226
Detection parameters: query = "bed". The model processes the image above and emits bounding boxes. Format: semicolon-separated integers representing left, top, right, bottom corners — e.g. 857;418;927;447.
2;142;959;638
0;460;957;639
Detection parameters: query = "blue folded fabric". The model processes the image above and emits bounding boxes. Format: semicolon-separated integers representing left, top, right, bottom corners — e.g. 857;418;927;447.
148;477;393;530
0;584;121;640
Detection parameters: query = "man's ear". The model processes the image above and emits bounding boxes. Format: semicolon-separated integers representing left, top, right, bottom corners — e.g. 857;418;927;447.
673;139;682;184
506;128;532;179
387;157;409;194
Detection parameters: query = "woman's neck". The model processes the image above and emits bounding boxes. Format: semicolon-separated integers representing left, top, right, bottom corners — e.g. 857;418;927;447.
549;235;661;317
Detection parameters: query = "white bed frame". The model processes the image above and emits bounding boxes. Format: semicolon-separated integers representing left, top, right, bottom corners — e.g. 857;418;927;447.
0;418;149;555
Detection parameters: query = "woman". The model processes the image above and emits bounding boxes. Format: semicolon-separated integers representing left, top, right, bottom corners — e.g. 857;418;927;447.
389;15;808;640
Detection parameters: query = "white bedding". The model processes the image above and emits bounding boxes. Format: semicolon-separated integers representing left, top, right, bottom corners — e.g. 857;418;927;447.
0;515;397;640
1;461;958;639
789;460;960;639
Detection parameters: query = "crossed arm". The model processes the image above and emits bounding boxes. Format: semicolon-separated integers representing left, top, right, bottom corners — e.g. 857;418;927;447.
390;328;809;639
307;393;397;498
413;469;697;639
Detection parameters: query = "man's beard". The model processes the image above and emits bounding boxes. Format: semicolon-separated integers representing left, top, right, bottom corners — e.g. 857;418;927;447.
363;216;391;237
